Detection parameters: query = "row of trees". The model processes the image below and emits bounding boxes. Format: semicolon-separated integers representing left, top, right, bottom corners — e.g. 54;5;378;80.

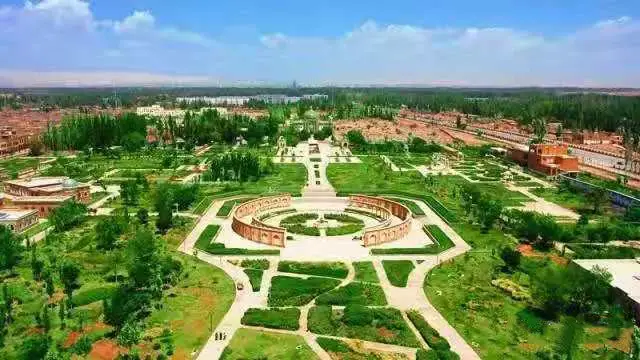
345;130;442;155
205;151;272;183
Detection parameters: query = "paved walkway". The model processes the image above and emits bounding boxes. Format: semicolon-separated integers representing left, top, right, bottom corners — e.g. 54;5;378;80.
174;144;481;360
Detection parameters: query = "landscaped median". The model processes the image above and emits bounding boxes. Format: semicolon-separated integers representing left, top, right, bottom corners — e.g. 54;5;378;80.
216;197;256;217
240;259;270;291
382;260;415;287
193;224;280;256
277;261;349;279
307;305;420;347
407;310;461;360
371;224;455;255
268;276;341;306
241;307;301;330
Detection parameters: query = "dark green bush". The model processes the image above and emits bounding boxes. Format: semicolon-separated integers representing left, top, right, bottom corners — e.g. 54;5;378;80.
240;307;300;330
240;259;270;270
72;285;117;307
382;260;415;287
406;310;451;351
243;269;263;292
316;337;351;353
315;282;387;306
342;305;374;326
278;261;348;279
516;308;546;333
268;276;340;306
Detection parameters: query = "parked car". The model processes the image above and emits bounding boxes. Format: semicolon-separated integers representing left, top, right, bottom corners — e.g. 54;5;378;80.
236;282;244;291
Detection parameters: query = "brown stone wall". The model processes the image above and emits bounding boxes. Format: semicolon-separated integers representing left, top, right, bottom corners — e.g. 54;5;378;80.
231;194;291;248
348;195;412;247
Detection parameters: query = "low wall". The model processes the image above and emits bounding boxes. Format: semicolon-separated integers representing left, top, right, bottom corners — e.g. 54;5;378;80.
558;174;640;208
231;194;291;247
349;195;412;247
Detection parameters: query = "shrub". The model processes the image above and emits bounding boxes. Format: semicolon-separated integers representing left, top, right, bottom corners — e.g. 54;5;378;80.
278;261;348;279
406;310;451;351
382;260;415;287
72;285;117;307
240;307;300;330
316;337;351;353
244;269;263;292
240;259;270;270
516;308;546;333
326;224;364;236
307;306;336;334
268;276;340;306
194;225;220;250
315;282;387;306
282;224;320;236
342;305;374;325
371;225;454;255
491;278;531;301
566;244;640;259
280;213;319;224
416;349;440;360
353;261;379;283
323;213;363;223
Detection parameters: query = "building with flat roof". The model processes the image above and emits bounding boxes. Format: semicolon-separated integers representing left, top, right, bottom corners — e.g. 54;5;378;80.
0;208;38;232
2;177;89;217
574;259;640;322
508;143;579;176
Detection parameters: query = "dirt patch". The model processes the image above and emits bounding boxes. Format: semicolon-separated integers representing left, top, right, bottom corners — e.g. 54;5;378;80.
608;327;633;353
171;348;190;360
376;327;396;340
63;331;82;348
333;118;455;144
518;342;540;353
516;244;537;257
89;339;125;360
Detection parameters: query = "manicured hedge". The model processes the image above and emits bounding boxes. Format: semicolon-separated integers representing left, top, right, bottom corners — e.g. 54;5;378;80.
194;225;221;250
280;213;319;224
240;259;270;270
268;276;340;306
325;224;364;236
316;337;352;353
241;307;300;330
406;310;451;352
283;224;321;236
353;262;379;283
216;197;255;217
258;208;296;221
278;261;348;279
382;260;415;287
244;269;264;292
324;213;363;223
315;282;387;306
307;305;420;347
371;225;454;255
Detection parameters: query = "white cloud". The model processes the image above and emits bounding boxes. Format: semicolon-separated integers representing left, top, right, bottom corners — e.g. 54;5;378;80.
0;4;638;87
113;10;155;33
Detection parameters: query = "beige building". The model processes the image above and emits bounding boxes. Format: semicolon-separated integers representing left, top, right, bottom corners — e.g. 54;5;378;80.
0;208;38;232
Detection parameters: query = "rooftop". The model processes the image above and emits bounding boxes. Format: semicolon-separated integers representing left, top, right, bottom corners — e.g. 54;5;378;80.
574;259;640;303
0;208;38;221
5;176;86;190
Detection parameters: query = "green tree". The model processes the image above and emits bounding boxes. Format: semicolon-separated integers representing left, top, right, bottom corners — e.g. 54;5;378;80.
49;201;87;232
630;326;640;360
60;261;81;303
126;229;163;292
136;208;149;225
554;317;584;360
0;225;23;272
586;187;609;214
95;217;125;250
500;247;521;271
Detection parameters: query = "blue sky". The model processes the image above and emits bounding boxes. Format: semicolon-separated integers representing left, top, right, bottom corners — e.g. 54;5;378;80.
0;0;639;87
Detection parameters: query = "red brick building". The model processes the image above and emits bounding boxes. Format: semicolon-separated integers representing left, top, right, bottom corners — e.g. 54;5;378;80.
1;177;90;217
509;144;579;176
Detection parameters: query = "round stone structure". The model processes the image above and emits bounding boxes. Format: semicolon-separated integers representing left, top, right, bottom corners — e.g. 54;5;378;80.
231;194;412;248
231;194;292;247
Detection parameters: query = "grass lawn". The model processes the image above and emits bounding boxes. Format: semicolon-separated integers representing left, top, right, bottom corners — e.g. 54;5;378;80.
315;282;387;306
241;308;301;330
371;225;454;255
216;197;256;217
0;157;39;175
382;260;415;287
268;276;341;306
90;191;109;204
162;217;196;248
278;261;349;279
307;306;420;347
425;222;631;359
192;195;214;214
242;163;307;196
353;261;379;283
194;224;221;250
244;269;264;291
146;254;235;358
221;328;318;360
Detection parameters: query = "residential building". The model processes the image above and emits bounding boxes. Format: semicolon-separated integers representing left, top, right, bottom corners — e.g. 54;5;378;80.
508;144;579;176
0;208;38;232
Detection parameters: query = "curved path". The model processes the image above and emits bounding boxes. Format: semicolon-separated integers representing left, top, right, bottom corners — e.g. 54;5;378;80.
177;147;481;360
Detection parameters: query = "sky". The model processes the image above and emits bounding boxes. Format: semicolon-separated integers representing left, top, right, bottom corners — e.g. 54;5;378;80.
0;0;639;87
